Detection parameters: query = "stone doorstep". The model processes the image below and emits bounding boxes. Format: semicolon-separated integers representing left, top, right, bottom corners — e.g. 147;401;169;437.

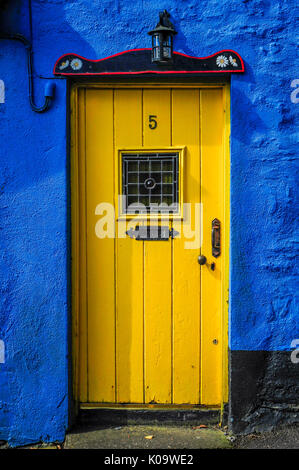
78;406;224;427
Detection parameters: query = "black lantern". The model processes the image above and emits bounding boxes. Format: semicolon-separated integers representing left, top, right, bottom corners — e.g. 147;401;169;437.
148;10;177;64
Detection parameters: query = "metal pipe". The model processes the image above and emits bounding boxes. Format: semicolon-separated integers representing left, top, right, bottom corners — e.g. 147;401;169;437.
0;0;55;114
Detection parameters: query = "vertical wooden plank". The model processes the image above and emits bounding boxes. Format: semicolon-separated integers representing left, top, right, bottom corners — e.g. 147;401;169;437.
143;89;172;403
85;89;115;402
172;89;200;404
200;89;224;405
143;89;171;147
77;88;88;402
144;242;172;403
114;89;144;403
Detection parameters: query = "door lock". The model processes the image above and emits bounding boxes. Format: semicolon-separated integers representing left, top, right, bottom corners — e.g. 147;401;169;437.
212;218;221;258
198;255;215;271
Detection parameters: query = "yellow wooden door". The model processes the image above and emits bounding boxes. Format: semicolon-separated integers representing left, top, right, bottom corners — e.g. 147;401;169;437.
76;85;227;406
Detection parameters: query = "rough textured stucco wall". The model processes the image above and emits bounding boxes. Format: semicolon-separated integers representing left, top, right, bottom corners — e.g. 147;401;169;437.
0;0;298;444
0;0;69;446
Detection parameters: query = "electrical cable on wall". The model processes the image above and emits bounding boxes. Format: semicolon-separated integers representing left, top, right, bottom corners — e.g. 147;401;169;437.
0;0;55;113
0;33;55;113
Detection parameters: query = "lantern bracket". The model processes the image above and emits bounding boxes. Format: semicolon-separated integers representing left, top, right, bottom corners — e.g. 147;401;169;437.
148;10;177;35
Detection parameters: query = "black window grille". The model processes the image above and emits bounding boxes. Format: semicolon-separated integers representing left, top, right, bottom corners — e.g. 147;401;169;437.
122;152;179;214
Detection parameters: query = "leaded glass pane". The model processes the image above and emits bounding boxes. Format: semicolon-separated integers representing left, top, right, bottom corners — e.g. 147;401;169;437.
122;153;179;214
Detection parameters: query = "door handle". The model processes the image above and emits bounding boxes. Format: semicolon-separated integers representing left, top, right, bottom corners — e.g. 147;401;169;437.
198;218;220;269
212;218;221;258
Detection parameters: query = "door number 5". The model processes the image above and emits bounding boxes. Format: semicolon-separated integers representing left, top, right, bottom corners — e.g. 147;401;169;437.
149;115;158;129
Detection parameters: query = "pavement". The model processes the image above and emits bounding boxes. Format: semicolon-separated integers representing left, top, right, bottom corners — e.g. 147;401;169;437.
63;423;299;449
64;424;232;449
234;425;299;449
2;423;299;449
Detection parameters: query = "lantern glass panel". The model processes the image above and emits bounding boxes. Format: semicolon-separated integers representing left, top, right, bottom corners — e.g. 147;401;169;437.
153;35;159;46
153;47;161;60
162;36;172;59
163;45;171;59
163;36;171;46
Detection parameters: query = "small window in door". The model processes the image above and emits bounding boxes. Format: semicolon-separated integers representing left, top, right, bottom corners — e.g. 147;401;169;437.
120;150;184;216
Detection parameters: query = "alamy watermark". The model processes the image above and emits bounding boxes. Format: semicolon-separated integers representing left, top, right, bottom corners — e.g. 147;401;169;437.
290;339;299;364
290;79;299;103
95;199;203;249
0;340;5;364
0;80;4;104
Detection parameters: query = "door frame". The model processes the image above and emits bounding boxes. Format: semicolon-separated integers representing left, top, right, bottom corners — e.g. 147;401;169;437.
70;81;231;417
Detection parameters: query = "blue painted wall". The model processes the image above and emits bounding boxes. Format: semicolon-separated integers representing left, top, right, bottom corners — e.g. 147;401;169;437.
0;0;298;445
